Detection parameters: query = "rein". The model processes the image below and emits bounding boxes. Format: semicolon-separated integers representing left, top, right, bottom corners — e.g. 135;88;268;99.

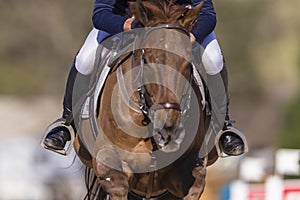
140;24;191;40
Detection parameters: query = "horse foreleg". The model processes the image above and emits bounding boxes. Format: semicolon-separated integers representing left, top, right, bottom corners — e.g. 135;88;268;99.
183;156;207;200
93;148;130;200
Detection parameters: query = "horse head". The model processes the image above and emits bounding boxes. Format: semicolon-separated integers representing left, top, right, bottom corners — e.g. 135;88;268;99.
133;0;204;152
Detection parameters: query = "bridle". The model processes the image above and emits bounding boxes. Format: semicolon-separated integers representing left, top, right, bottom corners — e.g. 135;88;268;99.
132;24;193;124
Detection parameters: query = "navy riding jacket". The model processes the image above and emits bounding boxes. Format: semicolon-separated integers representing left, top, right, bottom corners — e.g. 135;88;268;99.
92;0;216;43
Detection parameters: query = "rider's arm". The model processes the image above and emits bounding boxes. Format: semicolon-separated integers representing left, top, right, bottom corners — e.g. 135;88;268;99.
93;0;128;35
192;0;215;15
191;0;216;43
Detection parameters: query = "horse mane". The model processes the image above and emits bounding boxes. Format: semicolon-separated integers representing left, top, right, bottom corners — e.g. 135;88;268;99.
135;0;203;30
136;0;193;27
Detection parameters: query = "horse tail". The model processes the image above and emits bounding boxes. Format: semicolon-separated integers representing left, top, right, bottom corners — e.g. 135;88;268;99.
84;167;107;200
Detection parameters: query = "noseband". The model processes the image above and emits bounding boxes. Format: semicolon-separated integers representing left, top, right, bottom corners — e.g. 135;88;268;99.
133;24;192;122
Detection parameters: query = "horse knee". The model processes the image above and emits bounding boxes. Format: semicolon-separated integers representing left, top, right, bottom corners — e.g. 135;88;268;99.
95;163;129;200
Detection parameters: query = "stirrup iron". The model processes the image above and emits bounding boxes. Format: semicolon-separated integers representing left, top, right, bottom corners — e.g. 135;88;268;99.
215;126;249;157
40;119;75;156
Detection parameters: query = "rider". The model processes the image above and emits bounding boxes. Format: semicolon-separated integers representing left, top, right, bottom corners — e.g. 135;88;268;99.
43;0;246;156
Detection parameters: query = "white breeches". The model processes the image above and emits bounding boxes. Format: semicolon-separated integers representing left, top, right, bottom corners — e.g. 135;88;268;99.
75;28;109;75
201;32;224;75
75;28;224;76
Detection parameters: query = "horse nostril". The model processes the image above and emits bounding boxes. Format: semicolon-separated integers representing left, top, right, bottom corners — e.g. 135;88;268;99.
154;130;171;144
164;125;174;132
165;135;171;143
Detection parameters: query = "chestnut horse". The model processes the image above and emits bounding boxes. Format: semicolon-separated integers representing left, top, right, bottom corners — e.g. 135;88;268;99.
74;0;219;199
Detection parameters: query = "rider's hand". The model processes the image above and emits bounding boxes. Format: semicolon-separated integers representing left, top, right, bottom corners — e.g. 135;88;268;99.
190;33;196;42
123;16;135;31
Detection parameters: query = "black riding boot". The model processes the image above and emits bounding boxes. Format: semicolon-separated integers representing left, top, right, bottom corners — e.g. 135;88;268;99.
218;61;246;156
44;60;90;151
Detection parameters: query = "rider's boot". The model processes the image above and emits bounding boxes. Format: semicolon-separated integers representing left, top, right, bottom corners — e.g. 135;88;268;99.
44;60;89;151
218;61;247;156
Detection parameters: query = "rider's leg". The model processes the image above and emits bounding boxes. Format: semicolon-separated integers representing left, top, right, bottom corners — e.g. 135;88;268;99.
44;60;91;150
76;29;110;75
44;28;100;150
218;60;246;156
201;32;246;156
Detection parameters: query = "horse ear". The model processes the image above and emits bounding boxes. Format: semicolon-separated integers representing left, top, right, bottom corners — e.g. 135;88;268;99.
136;0;150;25
180;1;204;30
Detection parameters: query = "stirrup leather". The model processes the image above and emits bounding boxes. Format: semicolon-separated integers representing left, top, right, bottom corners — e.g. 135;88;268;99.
215;126;249;157
40;119;75;156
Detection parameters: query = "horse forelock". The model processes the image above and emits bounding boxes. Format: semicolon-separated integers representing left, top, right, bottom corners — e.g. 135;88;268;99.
140;0;189;27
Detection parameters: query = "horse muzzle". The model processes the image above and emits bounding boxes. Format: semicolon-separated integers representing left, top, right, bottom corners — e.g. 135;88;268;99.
152;108;185;152
154;126;185;153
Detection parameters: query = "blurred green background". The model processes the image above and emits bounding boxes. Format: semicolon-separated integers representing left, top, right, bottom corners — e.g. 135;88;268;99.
0;0;299;199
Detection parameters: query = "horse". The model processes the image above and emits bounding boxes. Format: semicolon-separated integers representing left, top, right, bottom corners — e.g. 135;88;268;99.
74;0;220;199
